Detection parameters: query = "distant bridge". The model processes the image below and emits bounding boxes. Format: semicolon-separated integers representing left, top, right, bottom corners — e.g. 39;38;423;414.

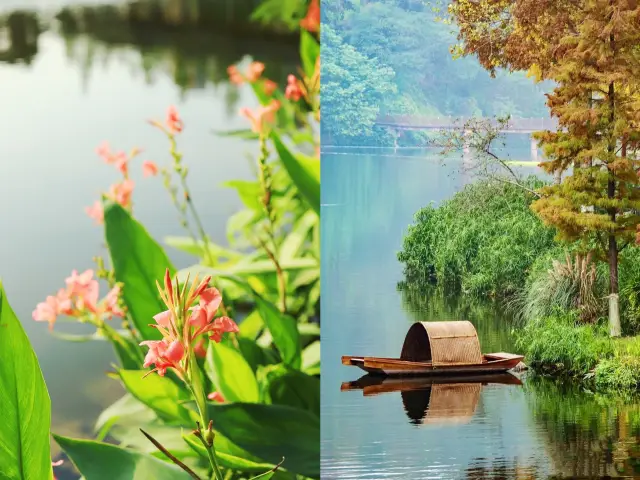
376;115;559;160
375;115;558;133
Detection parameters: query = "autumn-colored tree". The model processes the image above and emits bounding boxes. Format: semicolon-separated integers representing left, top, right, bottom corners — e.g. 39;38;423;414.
449;0;640;336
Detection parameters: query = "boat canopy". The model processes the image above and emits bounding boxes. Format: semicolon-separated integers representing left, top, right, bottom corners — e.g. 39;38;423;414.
400;321;483;367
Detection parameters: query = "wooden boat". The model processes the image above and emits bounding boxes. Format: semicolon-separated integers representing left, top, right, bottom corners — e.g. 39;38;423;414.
342;320;524;377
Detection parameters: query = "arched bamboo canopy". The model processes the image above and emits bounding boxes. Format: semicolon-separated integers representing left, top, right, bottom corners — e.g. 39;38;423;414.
400;321;483;367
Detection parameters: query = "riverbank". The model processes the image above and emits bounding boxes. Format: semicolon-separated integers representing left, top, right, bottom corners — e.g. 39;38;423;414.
398;177;640;392
517;316;640;392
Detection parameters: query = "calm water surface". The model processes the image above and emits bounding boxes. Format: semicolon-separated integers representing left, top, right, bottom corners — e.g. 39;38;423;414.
321;149;640;479
0;2;297;463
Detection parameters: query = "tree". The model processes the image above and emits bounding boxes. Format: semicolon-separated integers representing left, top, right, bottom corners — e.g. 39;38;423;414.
321;24;397;142
449;0;640;336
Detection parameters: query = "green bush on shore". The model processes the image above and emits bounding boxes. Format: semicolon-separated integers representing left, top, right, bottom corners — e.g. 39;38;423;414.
517;315;640;391
398;178;556;296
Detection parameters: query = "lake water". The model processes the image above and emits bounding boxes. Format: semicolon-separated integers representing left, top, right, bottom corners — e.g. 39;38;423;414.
0;2;298;463
321;149;640;479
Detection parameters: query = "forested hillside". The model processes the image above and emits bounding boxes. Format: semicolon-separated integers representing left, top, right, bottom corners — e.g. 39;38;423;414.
321;0;552;146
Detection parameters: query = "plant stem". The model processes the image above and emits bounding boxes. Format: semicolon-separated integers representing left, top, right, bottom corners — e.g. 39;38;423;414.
140;429;202;479
187;359;224;480
168;135;215;267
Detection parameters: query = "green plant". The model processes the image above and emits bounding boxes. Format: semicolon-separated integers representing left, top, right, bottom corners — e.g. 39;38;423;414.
398;178;556;296
516;314;613;376
17;6;320;479
509;251;607;325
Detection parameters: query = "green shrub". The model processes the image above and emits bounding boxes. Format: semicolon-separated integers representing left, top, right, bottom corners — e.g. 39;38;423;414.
398;178;556;296
508;250;608;325
516;314;613;376
594;356;640;391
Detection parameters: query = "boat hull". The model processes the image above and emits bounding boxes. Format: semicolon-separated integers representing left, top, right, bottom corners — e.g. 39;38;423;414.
341;353;524;377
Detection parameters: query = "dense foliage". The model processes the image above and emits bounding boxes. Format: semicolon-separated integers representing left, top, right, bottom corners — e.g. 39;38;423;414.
320;0;550;145
398;178;556;296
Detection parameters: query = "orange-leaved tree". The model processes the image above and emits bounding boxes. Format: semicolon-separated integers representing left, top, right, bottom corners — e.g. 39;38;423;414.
448;0;640;336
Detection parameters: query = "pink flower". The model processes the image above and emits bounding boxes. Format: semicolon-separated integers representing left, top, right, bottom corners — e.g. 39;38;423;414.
207;391;225;403
101;285;125;319
108;179;134;208
113;152;129;175
142;269;237;377
85;200;104;225
142;160;158;177
300;0;319;33
285;74;303;101
65;269;99;313
140;339;185;376
247;62;265;83
153;310;173;328
227;62;265;84
32;294;69;330
263;79;277;96
240;100;281;135
166;106;183;134
194;338;207;358
227;65;243;85
207;316;239;343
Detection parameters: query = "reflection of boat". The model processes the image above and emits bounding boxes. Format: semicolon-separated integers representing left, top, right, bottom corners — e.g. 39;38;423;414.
341;372;523;396
342;373;522;425
342;321;524;376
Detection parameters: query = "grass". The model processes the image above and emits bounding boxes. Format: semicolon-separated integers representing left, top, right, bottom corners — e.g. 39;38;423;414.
517;314;640;392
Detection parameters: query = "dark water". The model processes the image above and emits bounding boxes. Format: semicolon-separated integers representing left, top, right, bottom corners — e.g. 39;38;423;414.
0;2;298;462
321;150;640;479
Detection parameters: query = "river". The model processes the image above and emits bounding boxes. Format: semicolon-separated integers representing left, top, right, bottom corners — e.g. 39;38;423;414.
321;148;640;479
0;1;298;468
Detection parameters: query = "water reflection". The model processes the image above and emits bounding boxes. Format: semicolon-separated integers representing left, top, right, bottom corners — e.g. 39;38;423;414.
0;3;298;98
342;374;523;426
0;10;41;63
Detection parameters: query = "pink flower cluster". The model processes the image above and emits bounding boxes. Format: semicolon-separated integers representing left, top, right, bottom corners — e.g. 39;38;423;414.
240;100;281;135
227;61;265;85
140;270;238;377
285;75;304;101
85;141;159;225
85;107;184;226
32;269;124;330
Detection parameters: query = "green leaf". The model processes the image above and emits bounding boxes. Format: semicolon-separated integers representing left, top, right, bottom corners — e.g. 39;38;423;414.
271;132;320;214
239;310;264;339
237;336;279;373
94;394;156;441
206;342;259;403
182;434;276;472
53;434;193;480
164;236;243;263
214;128;260;140
104;202;175;341
208;403;320;478
254;296;301;369
0;281;53;480
119;370;197;425
220;258;317;275
300;30;319;79
301;341;320;375
280;211;318;262
265;367;319;417
223;180;263;211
